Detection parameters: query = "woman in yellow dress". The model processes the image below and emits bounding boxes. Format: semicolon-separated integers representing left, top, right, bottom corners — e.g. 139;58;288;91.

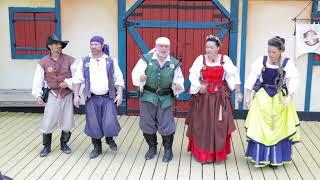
244;36;300;167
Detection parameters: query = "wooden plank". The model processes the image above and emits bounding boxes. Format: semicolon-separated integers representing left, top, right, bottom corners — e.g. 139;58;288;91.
236;120;264;179
214;161;227;180
283;161;303;180
102;117;141;180
305;121;320;144
292;132;320;179
49;136;91;179
261;166;277;180
64;116;130;180
229;121;251;180
113;118;144;179
273;166;290;180
0;113;36;137
0;114;59;171
153;120;181;180
82;116;133;179
165;118;186;180
189;156;202;180
297;122;320;180
39;137;87;179
3;115;81;176
24;116;86;180
0;114;42;166
0;114;41;172
177;123;191;180
0;114;40;149
284;122;316;180
138;134;163;180
2;112;319;180
313;121;320;131
225;133;240;180
31;118;88;179
203;163;214;180
126;135;148;180
0;112;11;124
10;115;84;179
151;140;167;180
0;112;25;129
300;122;320;164
290;146;315;180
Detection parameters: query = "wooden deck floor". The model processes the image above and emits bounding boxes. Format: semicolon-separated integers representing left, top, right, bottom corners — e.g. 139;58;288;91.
0;112;319;180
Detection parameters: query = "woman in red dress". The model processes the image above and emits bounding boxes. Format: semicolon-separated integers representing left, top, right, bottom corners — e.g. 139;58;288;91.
186;35;242;163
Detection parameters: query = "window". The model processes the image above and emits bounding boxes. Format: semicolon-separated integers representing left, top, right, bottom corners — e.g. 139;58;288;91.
9;7;60;59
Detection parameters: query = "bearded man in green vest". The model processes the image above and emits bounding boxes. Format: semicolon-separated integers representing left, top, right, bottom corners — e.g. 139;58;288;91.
132;37;185;162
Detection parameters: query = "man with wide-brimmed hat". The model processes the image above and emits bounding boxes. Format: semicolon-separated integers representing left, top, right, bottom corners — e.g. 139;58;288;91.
32;34;80;157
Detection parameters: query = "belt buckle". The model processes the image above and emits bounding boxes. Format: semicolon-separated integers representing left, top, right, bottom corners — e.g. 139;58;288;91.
156;88;161;95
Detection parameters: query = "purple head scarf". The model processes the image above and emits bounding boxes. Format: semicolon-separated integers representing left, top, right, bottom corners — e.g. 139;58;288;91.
90;36;109;56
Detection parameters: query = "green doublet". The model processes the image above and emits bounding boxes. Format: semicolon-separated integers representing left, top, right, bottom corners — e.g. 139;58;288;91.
140;52;181;109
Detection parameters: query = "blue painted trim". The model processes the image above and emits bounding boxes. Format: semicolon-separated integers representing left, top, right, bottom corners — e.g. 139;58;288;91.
178;22;228;29
229;0;239;107
239;0;248;110
304;0;319;111
305;54;313;112
125;0;144;18
127;20;229;29
8;7;55;13
217;28;228;39
312;60;320;66
118;0;127;111
211;0;231;19
16;47;47;51
8;4;60;60
128;26;149;54
12;54;45;59
13;17;56;21
55;0;61;39
228;0;239;64
313;0;319;18
9;8;16;60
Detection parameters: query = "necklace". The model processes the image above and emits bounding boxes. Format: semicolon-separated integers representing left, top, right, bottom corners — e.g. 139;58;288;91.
207;54;218;62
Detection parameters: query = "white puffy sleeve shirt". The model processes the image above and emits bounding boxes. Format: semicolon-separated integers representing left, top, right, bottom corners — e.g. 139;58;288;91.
244;56;299;96
189;54;240;94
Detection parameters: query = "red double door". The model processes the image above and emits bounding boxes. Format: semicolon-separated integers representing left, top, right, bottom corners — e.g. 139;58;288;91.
126;0;231;116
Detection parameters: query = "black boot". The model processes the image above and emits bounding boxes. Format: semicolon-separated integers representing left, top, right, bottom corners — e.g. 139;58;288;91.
106;137;118;151
0;172;13;180
90;138;102;159
40;133;52;157
60;131;72;154
143;133;157;160
162;133;174;162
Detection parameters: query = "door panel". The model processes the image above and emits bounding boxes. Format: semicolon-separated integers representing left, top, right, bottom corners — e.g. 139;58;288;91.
126;0;230;116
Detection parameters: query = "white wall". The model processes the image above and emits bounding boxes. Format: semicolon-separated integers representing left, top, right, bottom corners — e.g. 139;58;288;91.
61;0;118;62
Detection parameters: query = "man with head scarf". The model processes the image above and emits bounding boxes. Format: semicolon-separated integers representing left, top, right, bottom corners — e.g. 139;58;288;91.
132;37;185;162
32;34;79;157
73;36;124;159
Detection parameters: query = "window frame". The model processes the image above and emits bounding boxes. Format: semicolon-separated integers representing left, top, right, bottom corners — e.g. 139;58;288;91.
8;7;61;59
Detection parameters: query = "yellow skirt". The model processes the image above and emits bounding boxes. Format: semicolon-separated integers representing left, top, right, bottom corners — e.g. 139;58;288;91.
245;89;299;146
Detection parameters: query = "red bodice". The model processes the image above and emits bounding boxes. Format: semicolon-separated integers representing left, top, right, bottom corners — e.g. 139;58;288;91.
201;55;224;93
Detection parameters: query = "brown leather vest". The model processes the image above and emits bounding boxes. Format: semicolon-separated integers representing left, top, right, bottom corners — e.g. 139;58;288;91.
38;53;75;98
